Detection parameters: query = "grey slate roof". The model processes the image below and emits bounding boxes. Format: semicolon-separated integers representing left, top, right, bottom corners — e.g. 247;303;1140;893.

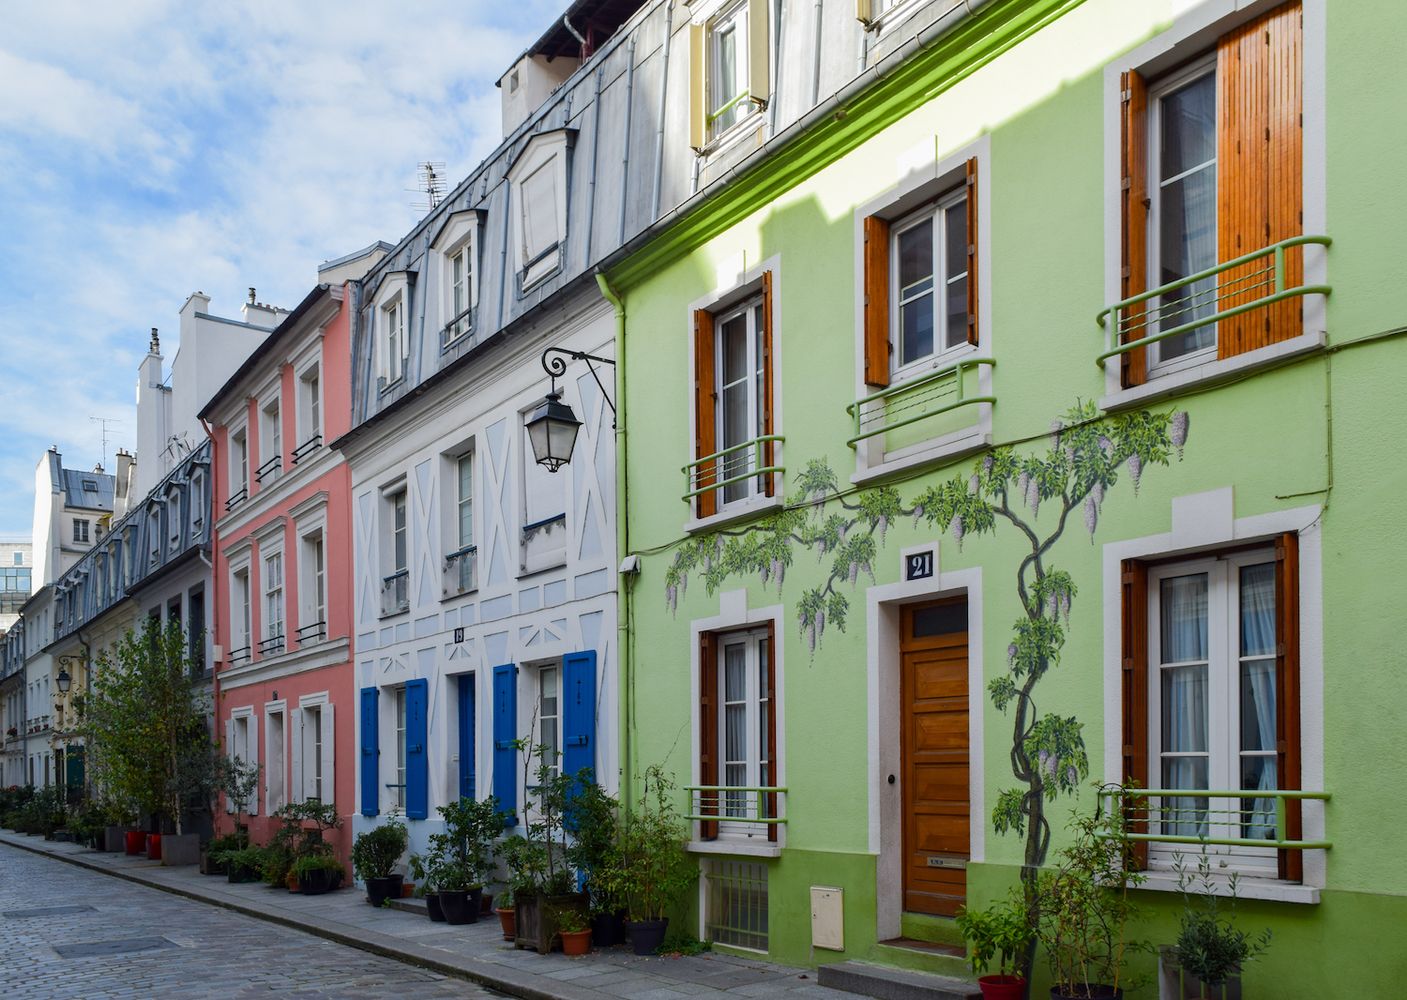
59;467;115;512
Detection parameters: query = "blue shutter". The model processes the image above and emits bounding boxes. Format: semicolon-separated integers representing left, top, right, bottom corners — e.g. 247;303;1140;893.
562;650;597;782
491;663;517;825
359;687;379;817
457;673;475;801
405;678;429;820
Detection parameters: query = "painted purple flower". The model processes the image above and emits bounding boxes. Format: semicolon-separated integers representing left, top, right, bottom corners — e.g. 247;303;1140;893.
1098;434;1113;456
982;454;994;476
951;514;965;545
1128;452;1144;493
1026;478;1041;517
1046;754;1059;779
969;473;980;495
1092;480;1106;510
1171;410;1189;458
1037;749;1050;770
1083;495;1098;539
1007;643;1018;666
1046;594;1058;619
913;504;925;528
877;514;889;542
1066;765;1079;787
1017;470;1030;502
1059;591;1071;623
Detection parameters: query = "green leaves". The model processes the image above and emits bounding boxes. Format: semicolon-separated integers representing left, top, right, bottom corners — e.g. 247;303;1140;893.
1024;715;1089;801
993;789;1027;837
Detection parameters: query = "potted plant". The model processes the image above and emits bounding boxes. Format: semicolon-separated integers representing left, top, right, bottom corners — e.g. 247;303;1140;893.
221;845;266;883
1035;797;1148;999
353;819;408;907
565;773;627;947
435;794;501;925
293;853;345;895
409;843;447;922
509;732;588;954
557;908;593;957
956;896;1034;1000
200;831;242;875
609;765;697;956
495;888;517;941
1162;851;1270;999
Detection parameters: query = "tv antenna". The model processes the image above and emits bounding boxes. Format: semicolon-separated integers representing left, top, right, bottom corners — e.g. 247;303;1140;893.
412;161;447;212
90;416;120;471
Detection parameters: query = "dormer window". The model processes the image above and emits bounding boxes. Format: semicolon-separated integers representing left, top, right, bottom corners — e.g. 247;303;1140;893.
431;210;481;352
689;0;770;152
372;272;411;392
506;131;573;291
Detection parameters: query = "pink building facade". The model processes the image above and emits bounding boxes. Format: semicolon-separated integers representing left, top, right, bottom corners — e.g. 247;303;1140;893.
203;275;366;864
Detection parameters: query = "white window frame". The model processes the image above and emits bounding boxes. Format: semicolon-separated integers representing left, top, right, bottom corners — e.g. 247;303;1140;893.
536;661;561;778
443;444;477;597
294;692;334;807
889;186;971;382
261;547;285;650
712;295;767;509
229;423;250;500
296;359;322;453
189;468;206;535
393;685;407;810
1147;548;1280;877
506;131;571;291
1146;54;1220;378
258;391;283;484
73;519;89;544
382;295;407;387
520;408;568;575
229;560;252;657
264;701;287;814
227;707;258;816
297;528;326;642
715;627;772;841
705;0;755;144
381;482;410;616
167;488;183;554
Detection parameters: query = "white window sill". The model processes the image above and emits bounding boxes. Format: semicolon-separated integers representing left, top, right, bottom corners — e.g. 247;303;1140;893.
852;424;991;487
684;494;785;535
1100;331;1325;411
1134;870;1320;905
688;839;782;859
696;109;767;160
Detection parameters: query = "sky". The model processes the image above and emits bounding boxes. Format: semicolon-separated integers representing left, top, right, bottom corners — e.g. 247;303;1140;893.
0;0;568;534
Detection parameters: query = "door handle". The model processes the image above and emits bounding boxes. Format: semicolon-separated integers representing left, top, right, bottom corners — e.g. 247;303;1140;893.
887;774;896;785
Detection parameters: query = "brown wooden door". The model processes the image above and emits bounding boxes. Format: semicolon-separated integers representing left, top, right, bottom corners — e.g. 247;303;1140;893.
901;598;970;917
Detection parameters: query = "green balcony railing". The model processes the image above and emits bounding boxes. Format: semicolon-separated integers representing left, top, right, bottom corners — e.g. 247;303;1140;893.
686;785;787;826
1097;787;1330;852
1095;235;1331;368
683;436;784;505
847;356;995;447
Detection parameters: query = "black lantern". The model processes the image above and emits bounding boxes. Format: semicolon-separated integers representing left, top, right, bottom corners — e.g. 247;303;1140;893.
56;668;72;694
526;391;582;473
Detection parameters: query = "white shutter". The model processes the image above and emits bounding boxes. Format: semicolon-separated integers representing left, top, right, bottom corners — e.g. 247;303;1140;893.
224;718;235;814
246;714;259;817
320;703;335;809
291;708;305;805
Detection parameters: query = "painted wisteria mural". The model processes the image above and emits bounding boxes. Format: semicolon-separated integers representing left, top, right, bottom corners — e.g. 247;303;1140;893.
664;400;1189;942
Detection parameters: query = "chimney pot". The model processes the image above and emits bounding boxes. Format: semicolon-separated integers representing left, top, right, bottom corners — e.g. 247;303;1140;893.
149;327;160;354
248;287;257;304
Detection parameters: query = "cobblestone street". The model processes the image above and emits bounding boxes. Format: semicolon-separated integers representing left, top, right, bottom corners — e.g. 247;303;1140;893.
0;843;500;999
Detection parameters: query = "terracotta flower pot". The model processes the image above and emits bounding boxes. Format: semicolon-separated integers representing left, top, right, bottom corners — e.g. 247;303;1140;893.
560;928;592;956
401;881;416;898
495;906;516;941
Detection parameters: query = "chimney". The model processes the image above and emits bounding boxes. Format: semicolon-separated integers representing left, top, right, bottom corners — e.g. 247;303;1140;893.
241;290;288;329
115;449;135;503
148;327;161;356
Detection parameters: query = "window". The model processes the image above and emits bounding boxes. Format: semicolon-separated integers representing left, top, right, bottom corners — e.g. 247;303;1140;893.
382;488;409;615
394;686;407;810
1118;1;1305;388
506;132;571;289
537;664;560;777
262;552;284;653
228;711;257;815
690;0;770;150
862;159;979;389
231;566;251;659
299;531;326;640
704;859;769;951
690;273;776;519
190;469;206;534
520;162;560;285
1122;534;1302;880
12;552;20;565
295;364;321;459
147;510;161;568
301;703;327;803
266;708;286;813
447;243;474;344
445;450;476;595
167;489;182;553
699;625;777;842
188;589;206;674
73;519;89;544
230;427;249;504
381;298;406;386
522;420;567;572
258;397;282;483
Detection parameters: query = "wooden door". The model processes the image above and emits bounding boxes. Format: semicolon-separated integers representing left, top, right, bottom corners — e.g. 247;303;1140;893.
901;598;970;917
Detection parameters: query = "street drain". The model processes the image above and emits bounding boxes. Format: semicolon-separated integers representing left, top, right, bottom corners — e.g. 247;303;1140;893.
52;937;176;958
3;905;96;919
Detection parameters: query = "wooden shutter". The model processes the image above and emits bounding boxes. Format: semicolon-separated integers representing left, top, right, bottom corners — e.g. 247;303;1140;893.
761;271;776;498
693;308;718;518
747;0;771;107
965;157;979;346
765;619;779;843
1120;70;1150;388
862;215;891;387
1120;558;1150;869
699;631;719;841
1217;1;1303;358
1274;531;1302;882
689;24;707;151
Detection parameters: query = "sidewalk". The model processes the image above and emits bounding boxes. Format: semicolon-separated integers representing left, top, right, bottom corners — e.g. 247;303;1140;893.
0;830;849;1000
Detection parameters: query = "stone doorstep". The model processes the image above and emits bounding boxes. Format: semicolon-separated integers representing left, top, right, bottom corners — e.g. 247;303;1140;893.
816;962;982;1000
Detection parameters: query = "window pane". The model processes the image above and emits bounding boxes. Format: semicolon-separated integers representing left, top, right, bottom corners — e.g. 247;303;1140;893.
1156;72;1217;362
521;163;558;260
724;644;746;702
1239;563;1276;656
900;297;934;368
1160;71;1216;178
944;275;969;352
1240;659;1277;753
1159;574;1208;662
897;221;933;295
1160;757;1209;837
720;313;749;387
1239;755;1278;839
1161;664;1207;753
944;200;967;281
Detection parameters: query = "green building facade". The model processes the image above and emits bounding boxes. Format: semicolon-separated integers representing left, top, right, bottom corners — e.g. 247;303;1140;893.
605;0;1407;993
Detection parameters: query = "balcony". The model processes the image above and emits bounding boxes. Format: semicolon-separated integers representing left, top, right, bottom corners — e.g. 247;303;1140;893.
290;435;322;465
682;437;784;508
227;644;252;665
1096;235;1332;371
1098;786;1330;854
442;545;478;598
295;620;326;645
255;455;282;484
380;570;409;617
225;487;248;512
440;307;473;351
847;357;995;448
257;633;286;657
686;785;787;830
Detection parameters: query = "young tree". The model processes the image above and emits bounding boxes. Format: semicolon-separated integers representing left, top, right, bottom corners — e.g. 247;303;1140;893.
81;618;215;835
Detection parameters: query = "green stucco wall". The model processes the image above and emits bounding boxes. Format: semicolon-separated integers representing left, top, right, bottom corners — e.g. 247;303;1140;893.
612;0;1407;992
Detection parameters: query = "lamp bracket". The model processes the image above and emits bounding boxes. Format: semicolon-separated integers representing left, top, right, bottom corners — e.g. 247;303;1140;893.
540;348;617;426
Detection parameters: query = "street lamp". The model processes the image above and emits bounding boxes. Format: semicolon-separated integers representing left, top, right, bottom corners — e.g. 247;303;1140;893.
56;667;72;694
527;347;616;473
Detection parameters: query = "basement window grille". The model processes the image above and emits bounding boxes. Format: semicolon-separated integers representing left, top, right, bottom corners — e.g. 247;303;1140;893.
703;859;768;952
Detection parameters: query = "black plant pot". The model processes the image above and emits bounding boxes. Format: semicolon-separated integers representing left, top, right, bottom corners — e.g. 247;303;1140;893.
1051;986;1123;1000
439;889;478;925
199;852;227;876
299;868;342;895
592;909;628;948
227;862;258;884
425;892;446;922
626;917;669;956
365;874;404;908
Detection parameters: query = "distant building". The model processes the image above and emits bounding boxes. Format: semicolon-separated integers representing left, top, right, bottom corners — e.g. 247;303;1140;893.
0;537;31;632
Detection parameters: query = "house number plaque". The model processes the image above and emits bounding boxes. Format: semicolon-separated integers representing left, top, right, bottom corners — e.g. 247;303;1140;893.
905;550;934;581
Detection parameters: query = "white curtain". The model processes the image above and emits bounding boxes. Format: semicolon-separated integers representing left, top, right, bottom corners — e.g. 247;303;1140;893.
1240;563;1278;838
1161;574;1209;837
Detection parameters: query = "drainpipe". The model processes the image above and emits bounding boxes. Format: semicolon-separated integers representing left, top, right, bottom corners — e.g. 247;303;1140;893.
594;271;632;810
811;0;824;108
649;0;676;221
617;38;638;245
